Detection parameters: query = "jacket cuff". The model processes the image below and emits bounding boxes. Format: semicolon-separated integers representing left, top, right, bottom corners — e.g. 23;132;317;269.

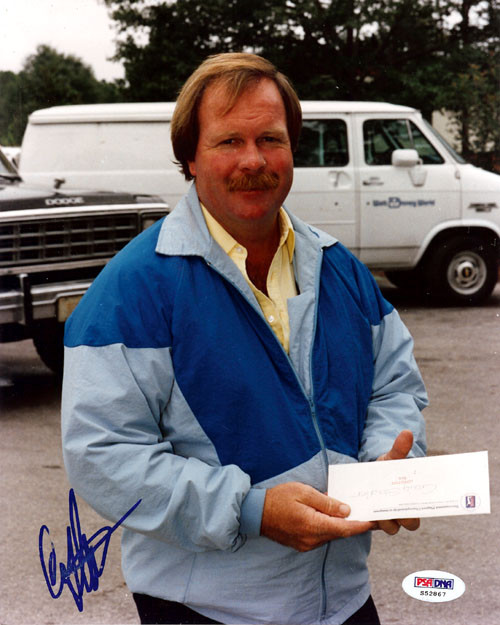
239;488;266;537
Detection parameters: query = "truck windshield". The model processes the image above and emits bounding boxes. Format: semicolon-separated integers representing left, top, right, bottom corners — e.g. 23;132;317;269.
423;120;467;164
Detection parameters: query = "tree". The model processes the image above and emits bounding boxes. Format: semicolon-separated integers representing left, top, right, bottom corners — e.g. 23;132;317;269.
102;1;450;106
434;0;500;159
0;71;22;145
0;45;123;145
103;0;499;157
104;0;449;108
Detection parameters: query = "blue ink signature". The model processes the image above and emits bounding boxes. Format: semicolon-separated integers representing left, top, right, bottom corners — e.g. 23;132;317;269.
39;489;141;612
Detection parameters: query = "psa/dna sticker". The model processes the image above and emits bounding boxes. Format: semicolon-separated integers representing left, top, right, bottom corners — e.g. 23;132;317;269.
402;570;465;602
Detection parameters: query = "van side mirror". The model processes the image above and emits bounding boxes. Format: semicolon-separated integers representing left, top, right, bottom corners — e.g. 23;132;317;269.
392;149;420;167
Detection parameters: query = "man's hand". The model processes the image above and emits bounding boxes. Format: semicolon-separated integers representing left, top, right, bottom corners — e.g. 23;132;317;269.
374;429;421;535
260;481;375;552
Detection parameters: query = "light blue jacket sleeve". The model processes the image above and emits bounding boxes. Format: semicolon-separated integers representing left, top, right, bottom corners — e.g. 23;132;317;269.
358;307;428;462
61;342;264;552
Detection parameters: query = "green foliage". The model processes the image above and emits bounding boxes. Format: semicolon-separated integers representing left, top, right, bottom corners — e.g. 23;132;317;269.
433;1;500;157
103;0;499;156
1;1;498;157
0;45;124;145
0;71;22;145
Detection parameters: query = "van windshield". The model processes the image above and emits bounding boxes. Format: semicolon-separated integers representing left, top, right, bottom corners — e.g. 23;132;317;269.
423;120;467;164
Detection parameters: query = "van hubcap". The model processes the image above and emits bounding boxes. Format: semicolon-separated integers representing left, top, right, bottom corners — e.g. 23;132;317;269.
447;251;486;295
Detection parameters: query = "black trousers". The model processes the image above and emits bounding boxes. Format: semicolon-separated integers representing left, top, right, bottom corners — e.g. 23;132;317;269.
133;592;381;625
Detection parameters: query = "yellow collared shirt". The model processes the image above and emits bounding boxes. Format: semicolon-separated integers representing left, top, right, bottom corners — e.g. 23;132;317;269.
202;205;297;353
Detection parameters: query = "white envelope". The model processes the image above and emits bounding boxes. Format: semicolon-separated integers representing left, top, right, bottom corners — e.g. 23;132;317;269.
328;450;490;521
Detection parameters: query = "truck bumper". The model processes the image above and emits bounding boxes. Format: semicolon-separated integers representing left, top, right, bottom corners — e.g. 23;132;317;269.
0;278;91;329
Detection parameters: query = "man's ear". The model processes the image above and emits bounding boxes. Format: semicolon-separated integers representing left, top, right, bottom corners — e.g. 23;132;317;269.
188;161;196;178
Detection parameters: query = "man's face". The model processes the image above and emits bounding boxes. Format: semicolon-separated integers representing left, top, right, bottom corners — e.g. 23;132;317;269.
188;78;294;237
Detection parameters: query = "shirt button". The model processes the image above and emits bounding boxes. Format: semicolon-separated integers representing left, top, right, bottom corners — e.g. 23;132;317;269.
268;315;275;323
235;246;243;253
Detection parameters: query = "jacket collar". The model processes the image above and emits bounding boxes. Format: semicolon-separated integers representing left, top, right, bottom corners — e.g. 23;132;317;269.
157;184;336;254
155;184;212;258
155;183;338;294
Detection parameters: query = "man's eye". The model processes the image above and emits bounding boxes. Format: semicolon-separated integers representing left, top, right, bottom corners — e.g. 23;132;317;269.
220;138;236;145
262;136;287;145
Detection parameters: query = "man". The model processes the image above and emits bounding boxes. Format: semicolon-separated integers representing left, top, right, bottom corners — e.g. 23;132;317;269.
62;53;427;625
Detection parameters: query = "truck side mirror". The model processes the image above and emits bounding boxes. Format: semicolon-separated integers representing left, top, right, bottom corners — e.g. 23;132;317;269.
392;149;420;167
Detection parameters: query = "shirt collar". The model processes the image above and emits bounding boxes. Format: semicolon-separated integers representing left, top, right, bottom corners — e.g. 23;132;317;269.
201;204;295;258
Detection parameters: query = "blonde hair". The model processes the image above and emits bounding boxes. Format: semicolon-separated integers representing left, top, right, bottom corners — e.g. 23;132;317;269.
171;53;302;180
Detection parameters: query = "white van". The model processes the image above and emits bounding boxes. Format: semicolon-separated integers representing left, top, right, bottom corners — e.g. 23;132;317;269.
19;101;500;304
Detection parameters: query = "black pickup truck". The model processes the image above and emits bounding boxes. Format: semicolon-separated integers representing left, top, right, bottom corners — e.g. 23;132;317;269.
0;148;169;373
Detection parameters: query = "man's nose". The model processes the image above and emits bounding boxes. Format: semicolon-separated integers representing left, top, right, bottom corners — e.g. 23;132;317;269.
239;142;266;171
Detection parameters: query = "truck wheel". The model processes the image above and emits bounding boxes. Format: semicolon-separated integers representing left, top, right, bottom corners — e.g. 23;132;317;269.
32;321;65;375
426;236;498;305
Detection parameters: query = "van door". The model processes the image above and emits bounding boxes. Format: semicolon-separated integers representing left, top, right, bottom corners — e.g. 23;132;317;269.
357;116;461;267
287;116;357;252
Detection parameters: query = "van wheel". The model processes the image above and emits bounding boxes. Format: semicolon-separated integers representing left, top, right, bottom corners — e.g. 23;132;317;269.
426;236;498;305
385;268;423;290
32;321;65;375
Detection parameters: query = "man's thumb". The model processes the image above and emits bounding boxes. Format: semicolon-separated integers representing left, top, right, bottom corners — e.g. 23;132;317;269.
378;430;414;461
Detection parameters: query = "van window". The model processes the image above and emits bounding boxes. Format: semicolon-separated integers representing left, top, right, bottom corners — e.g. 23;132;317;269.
363;119;444;165
294;120;348;167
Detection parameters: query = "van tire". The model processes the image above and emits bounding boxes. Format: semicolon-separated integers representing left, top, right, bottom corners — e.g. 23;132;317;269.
32;320;65;375
385;268;423;290
426;236;498;305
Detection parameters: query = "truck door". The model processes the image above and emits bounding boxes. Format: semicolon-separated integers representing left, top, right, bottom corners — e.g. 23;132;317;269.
287;116;357;253
358;116;461;267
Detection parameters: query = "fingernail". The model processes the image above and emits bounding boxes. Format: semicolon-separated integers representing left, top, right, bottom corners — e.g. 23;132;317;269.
339;504;350;516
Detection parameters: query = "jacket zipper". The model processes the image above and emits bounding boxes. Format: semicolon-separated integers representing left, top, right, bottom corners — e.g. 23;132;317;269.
206;253;331;620
308;247;330;622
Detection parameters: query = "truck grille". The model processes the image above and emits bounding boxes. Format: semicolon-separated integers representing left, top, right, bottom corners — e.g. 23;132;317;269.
0;214;138;268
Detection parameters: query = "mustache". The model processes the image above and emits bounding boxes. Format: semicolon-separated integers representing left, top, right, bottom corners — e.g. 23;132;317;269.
227;172;280;192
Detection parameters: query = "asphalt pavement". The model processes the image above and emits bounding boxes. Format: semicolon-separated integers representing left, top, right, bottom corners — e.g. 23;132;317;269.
369;278;500;625
1;278;499;625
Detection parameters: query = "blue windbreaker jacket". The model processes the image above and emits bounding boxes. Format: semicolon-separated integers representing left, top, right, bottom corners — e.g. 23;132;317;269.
62;184;427;624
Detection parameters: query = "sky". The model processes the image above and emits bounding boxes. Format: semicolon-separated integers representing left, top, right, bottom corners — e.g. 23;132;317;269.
0;0;125;81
